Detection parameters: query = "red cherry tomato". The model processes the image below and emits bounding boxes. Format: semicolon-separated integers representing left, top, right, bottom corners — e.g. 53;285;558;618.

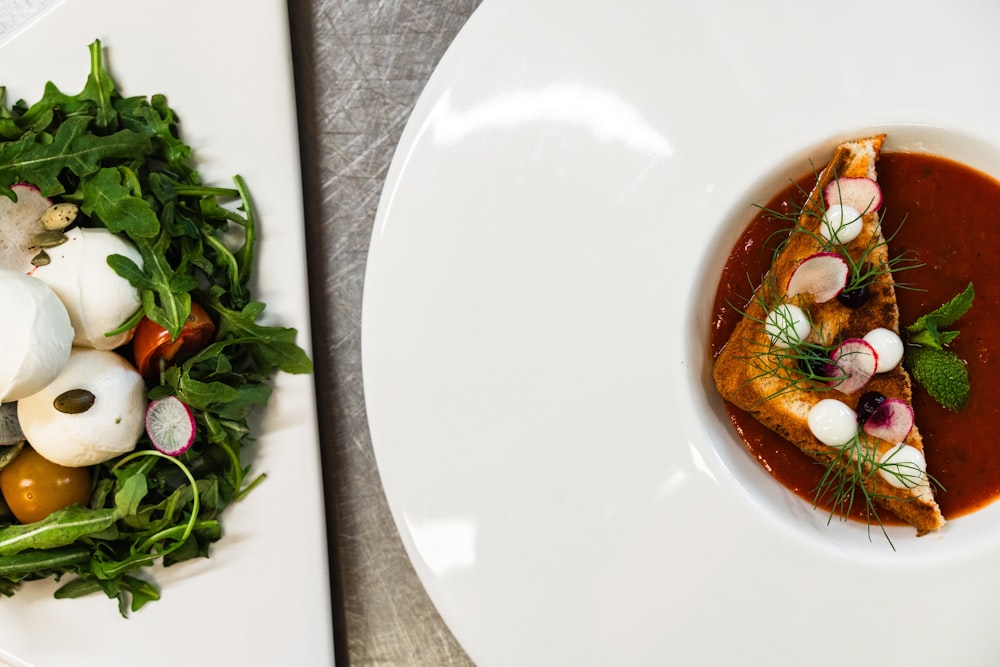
0;447;92;524
132;302;216;379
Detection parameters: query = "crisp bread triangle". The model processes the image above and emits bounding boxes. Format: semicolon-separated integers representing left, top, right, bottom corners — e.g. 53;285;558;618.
713;134;945;536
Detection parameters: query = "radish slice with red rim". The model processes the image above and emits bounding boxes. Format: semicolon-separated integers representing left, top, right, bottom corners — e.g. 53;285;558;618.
823;176;882;215
145;395;196;456
786;252;849;303
826;338;878;394
863;397;914;444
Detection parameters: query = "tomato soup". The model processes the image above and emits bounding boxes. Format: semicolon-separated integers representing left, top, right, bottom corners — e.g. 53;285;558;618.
711;151;1000;520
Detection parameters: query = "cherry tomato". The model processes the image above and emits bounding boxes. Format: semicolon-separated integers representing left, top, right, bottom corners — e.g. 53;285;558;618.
132;302;216;379
0;446;92;524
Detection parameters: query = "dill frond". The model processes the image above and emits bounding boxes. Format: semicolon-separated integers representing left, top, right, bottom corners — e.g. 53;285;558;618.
809;433;942;550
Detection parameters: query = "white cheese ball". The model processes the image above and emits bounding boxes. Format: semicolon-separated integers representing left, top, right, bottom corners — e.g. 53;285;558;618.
0;270;74;402
764;303;811;348
878;444;928;489
30;227;143;350
863;327;904;373
821;204;863;243
807;398;857;448
18;348;147;467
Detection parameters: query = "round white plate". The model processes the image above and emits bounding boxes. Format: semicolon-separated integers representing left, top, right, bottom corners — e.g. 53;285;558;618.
363;2;1000;665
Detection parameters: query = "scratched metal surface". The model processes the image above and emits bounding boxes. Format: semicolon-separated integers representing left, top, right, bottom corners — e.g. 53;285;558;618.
287;1;481;665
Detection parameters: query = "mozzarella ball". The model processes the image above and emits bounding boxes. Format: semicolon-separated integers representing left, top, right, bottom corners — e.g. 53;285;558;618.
0;270;74;402
878;444;928;490
18;348;147;467
30;227;143;350
863;327;904;373
765;303;811;348
807;398;857;448
821;204;863;244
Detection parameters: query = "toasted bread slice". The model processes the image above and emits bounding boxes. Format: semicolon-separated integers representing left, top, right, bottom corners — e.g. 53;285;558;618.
713;134;945;535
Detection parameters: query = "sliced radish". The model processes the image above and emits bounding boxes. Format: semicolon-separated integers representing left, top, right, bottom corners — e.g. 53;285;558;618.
823;176;882;215
786;252;849;303
145;395;196;456
826;338;878;394
0;184;52;273
863;398;914;444
820;204;863;244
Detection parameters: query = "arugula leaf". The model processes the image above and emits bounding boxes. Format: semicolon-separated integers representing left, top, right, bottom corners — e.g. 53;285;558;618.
0;119;152;197
79;166;159;236
0;507;118;556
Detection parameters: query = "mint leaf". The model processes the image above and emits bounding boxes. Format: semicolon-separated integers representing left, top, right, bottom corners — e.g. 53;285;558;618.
905;282;975;348
906;347;970;411
905;283;975;410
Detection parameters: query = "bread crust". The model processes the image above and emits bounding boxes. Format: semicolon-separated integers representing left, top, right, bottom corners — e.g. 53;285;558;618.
713;135;945;536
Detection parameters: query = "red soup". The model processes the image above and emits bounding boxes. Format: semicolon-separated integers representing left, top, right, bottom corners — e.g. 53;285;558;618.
711;151;1000;521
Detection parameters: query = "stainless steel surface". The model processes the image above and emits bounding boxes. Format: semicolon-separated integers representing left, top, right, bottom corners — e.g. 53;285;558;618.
288;1;481;665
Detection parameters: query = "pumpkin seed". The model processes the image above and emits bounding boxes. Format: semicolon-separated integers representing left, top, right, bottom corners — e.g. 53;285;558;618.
30;250;50;267
53;389;96;414
31;230;68;249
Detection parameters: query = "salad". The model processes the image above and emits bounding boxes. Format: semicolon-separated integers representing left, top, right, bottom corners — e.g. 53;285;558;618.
0;40;312;615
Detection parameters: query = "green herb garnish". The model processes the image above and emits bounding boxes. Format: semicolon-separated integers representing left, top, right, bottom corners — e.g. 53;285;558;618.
728;273;840;403
741;168;941;547
756;174;923;296
811;432;942;550
905;282;975;411
0;40;312;614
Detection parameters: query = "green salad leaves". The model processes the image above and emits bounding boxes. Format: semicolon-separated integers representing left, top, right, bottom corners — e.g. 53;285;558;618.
0;40;312;614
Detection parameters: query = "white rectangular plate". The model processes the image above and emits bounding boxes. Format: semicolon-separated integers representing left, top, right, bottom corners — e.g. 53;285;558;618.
0;1;334;665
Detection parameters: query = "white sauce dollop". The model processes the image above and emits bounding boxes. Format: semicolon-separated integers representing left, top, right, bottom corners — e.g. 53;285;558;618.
863;327;904;373
764;303;811;348
877;443;928;489
821;204;863;244
807;398;857;447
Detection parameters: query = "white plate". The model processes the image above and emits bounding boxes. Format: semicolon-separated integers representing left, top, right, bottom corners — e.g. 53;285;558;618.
0;2;333;666
363;1;1000;665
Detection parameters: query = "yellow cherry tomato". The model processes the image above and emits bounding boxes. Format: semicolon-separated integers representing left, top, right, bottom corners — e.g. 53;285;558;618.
0;446;91;524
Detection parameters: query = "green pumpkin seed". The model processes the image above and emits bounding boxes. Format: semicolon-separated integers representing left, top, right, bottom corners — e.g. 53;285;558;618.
32;230;68;249
53;389;96;414
30;250;50;267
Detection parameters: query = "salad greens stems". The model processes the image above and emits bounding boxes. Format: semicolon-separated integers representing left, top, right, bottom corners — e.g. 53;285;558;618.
0;39;312;614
